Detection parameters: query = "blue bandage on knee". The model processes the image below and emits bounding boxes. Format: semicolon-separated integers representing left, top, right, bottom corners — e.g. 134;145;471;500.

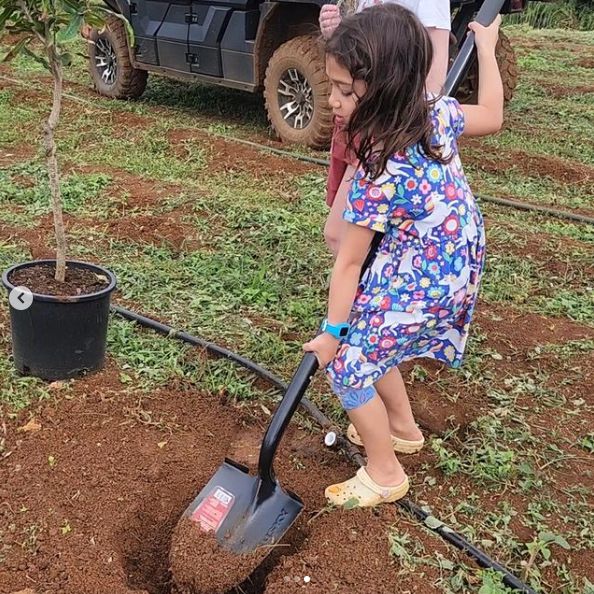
335;385;377;410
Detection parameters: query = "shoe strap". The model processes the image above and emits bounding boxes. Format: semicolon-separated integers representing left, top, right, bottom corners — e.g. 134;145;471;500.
356;467;408;499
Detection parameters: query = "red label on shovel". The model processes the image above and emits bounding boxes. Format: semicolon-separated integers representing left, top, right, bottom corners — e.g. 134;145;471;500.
190;487;235;532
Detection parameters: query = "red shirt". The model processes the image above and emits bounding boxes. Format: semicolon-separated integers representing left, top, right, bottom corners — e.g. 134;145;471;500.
326;124;359;206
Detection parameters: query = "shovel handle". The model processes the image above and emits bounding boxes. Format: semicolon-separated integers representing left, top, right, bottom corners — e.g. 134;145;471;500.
444;0;506;97
256;234;383;488
258;352;319;486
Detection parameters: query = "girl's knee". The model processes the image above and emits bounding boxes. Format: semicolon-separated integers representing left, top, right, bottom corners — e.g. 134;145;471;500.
324;227;340;256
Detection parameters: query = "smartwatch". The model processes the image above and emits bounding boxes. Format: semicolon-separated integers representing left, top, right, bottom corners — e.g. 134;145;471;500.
321;318;350;339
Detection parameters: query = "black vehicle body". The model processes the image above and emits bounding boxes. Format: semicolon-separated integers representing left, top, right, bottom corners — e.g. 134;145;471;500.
89;0;529;146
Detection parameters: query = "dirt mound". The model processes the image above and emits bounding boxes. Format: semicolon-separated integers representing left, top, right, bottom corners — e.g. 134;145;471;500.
169;519;267;594
462;144;594;189
167;129;316;180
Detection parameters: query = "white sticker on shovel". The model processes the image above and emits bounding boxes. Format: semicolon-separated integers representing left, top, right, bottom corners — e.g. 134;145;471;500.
191;487;235;532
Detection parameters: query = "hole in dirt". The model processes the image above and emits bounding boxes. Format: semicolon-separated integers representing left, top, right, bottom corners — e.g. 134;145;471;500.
119;499;307;594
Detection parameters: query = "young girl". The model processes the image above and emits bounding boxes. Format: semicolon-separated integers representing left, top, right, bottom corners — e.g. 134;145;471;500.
320;0;452;256
304;4;503;507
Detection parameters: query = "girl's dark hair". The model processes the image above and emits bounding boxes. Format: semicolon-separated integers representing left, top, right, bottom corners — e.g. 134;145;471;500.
325;4;447;179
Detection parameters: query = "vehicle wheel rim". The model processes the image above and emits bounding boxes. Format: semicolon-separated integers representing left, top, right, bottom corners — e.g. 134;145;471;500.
277;68;314;130
95;37;117;86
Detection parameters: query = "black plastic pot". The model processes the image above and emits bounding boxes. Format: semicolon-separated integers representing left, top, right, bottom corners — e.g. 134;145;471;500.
1;260;117;381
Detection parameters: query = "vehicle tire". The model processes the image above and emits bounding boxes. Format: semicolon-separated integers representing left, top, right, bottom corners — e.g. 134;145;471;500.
454;30;518;104
264;35;333;149
88;14;148;99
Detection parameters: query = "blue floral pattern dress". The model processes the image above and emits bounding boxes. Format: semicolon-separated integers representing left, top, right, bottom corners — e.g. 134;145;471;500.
327;96;486;410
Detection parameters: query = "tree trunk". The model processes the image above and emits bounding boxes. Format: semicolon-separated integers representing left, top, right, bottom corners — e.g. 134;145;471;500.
44;46;67;283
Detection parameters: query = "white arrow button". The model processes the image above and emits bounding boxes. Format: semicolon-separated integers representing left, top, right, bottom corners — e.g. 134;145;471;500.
9;286;34;311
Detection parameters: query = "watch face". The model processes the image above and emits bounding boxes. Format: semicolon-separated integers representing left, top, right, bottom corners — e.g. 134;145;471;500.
339;326;349;337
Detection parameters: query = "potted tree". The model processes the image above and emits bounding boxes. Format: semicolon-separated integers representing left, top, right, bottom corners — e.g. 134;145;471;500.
0;1;123;380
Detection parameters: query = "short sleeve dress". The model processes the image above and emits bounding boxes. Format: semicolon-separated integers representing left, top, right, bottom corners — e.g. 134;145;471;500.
327;96;486;410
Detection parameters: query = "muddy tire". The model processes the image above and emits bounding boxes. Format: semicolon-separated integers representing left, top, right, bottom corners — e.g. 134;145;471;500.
88;15;148;99
264;35;333;149
454;30;518;104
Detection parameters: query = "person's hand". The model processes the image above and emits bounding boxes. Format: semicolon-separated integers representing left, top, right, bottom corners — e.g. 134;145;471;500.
468;14;501;55
319;4;342;40
303;333;340;367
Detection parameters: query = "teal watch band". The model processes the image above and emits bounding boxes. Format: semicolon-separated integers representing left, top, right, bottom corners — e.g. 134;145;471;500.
321;318;350;339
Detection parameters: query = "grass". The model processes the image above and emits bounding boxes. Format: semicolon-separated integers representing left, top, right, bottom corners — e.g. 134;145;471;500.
506;0;594;31
1;24;594;594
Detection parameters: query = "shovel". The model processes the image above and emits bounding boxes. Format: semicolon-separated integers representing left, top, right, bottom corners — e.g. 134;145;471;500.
180;224;384;557
182;351;319;553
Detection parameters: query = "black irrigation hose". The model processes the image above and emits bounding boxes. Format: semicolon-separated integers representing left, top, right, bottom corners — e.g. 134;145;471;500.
227;136;594;226
111;304;538;594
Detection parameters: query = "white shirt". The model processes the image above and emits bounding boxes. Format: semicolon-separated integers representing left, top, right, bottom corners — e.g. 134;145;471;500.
356;0;451;30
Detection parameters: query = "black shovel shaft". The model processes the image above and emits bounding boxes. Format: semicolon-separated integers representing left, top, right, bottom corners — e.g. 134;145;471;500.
257;352;319;486
256;233;383;489
444;0;506;96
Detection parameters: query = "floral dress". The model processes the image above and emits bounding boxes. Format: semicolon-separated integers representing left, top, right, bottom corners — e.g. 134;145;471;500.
327;96;486;410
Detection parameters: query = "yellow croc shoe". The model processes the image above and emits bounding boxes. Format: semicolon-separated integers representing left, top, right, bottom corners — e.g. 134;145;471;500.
346;423;424;454
325;467;409;508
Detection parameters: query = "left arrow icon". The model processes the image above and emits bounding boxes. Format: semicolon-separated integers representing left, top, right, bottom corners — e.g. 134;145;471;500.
9;286;33;311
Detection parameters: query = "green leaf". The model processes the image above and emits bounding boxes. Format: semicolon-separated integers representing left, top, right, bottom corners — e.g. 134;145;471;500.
84;13;105;29
343;497;360;510
0;6;16;31
539;531;571;549
59;51;73;66
56;13;83;43
424;515;445;530
542;548;551;560
2;35;32;63
23;46;50;70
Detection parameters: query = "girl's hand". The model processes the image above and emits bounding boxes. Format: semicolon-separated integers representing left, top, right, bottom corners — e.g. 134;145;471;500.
303;333;340;367
319;4;342;39
468;14;502;55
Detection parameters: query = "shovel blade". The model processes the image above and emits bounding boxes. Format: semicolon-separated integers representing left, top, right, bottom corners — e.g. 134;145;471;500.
184;459;303;554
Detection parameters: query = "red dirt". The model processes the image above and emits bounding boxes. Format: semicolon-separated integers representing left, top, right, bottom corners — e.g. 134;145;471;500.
167;129;315;179
542;82;594;99
67;165;187;210
103;111;155;140
402;299;594;435
0;357;447;594
92;212;204;252
512;39;592;56
8;263;110;297
577;57;594;69
2;50;594;593
0;145;36;167
461;142;594;189
0;207;203;257
169;520;268;594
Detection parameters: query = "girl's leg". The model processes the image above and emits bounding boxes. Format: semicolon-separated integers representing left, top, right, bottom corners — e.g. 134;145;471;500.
347;394;407;486
375;368;424;441
324;164;356;257
425;27;451;95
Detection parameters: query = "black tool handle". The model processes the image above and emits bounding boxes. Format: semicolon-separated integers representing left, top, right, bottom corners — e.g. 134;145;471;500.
444;0;506;96
257;231;384;487
258;352;319;485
